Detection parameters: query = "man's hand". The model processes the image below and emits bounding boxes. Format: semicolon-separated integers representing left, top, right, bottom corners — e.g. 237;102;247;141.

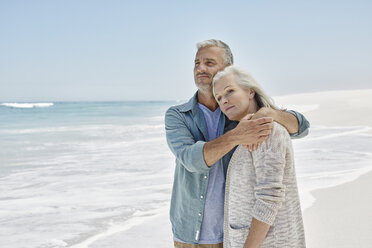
243;108;275;151
203;114;273;167
251;107;300;135
233;115;273;152
250;107;275;121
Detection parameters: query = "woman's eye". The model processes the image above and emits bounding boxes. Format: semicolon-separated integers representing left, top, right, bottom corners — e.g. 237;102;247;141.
217;97;221;102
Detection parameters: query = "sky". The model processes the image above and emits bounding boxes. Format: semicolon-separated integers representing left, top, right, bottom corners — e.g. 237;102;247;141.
0;0;371;101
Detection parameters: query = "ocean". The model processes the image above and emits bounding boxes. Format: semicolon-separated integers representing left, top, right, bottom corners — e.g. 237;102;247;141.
0;102;176;248
1;101;371;247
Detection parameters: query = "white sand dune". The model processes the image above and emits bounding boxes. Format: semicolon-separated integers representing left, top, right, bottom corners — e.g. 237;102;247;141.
274;88;372;128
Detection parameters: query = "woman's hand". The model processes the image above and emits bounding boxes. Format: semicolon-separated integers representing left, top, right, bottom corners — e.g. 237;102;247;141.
243;218;271;248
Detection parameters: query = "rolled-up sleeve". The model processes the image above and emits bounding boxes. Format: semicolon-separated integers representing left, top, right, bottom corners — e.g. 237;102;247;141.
165;107;210;173
251;124;288;225
286;110;310;139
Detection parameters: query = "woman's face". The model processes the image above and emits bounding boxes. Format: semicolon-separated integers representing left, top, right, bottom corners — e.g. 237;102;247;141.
214;73;255;121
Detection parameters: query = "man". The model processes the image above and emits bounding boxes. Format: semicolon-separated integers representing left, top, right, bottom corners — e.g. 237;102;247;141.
165;39;309;248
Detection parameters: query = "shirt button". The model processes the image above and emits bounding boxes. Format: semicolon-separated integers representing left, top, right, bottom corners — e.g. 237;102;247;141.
200;195;204;199
198;213;202;216
204;175;207;179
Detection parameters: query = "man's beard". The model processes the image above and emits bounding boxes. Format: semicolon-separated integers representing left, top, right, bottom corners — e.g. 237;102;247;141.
195;72;213;92
195;80;213;92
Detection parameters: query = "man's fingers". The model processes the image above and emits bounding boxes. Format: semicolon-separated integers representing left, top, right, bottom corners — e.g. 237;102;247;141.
239;119;273;133
248;144;253;152
236;116;273;146
258;135;269;142
258;123;273;131
253;117;273;125
243;139;266;152
242;113;255;120
248;143;260;152
258;129;272;136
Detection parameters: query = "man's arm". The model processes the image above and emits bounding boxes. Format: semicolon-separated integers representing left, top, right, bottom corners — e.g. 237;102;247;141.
166;107;273;170
286;109;310;138
251;107;310;137
165;107;210;173
203;117;273;166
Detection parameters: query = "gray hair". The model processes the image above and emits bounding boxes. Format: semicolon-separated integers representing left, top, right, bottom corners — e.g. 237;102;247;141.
213;66;280;110
196;39;234;65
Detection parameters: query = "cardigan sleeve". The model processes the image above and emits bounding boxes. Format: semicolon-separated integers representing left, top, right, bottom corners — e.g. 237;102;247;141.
250;122;289;225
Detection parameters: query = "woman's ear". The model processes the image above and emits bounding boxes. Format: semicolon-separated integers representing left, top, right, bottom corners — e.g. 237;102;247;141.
249;89;255;99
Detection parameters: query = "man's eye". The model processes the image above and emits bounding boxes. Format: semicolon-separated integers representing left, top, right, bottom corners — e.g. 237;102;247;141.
227;89;234;94
217;96;221;102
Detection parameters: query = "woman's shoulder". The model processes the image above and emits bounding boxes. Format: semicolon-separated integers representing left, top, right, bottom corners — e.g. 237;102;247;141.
271;121;291;139
255;122;291;153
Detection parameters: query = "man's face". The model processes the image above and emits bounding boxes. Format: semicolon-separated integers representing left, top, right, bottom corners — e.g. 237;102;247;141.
194;46;227;91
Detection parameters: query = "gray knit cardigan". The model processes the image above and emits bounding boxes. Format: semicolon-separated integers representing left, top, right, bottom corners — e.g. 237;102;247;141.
223;122;306;248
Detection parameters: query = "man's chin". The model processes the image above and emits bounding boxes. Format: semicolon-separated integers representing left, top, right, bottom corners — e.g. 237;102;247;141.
195;81;213;91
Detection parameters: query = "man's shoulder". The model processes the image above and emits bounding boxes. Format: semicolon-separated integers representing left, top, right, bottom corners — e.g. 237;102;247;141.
166;101;190;112
165;99;194;125
166;94;196;115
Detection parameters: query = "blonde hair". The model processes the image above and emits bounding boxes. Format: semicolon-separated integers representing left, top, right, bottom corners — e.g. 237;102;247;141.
213;66;280;110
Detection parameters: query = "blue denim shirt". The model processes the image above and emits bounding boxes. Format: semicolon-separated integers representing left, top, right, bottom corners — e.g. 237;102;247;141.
164;92;310;244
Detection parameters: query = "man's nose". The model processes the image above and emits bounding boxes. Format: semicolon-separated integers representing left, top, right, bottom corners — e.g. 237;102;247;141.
197;63;207;73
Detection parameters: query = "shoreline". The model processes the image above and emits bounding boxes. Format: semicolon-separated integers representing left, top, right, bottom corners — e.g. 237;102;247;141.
303;170;372;248
87;207;173;248
84;169;372;248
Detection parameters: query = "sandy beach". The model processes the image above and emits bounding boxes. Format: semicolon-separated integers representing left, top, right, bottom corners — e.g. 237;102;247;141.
303;171;372;248
276;89;372;247
89;208;173;248
101;186;372;248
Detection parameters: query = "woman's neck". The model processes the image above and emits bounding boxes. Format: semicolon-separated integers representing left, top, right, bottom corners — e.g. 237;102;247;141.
239;99;259;121
248;99;259;114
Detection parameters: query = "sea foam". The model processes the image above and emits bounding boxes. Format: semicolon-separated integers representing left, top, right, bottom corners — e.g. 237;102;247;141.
1;102;54;108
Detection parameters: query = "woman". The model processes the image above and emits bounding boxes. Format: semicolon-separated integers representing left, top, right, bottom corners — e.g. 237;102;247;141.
212;66;306;248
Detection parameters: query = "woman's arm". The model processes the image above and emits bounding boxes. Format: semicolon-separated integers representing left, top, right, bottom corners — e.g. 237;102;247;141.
245;123;289;247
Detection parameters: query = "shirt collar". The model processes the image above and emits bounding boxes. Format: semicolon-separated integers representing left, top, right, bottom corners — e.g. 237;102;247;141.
179;91;199;116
